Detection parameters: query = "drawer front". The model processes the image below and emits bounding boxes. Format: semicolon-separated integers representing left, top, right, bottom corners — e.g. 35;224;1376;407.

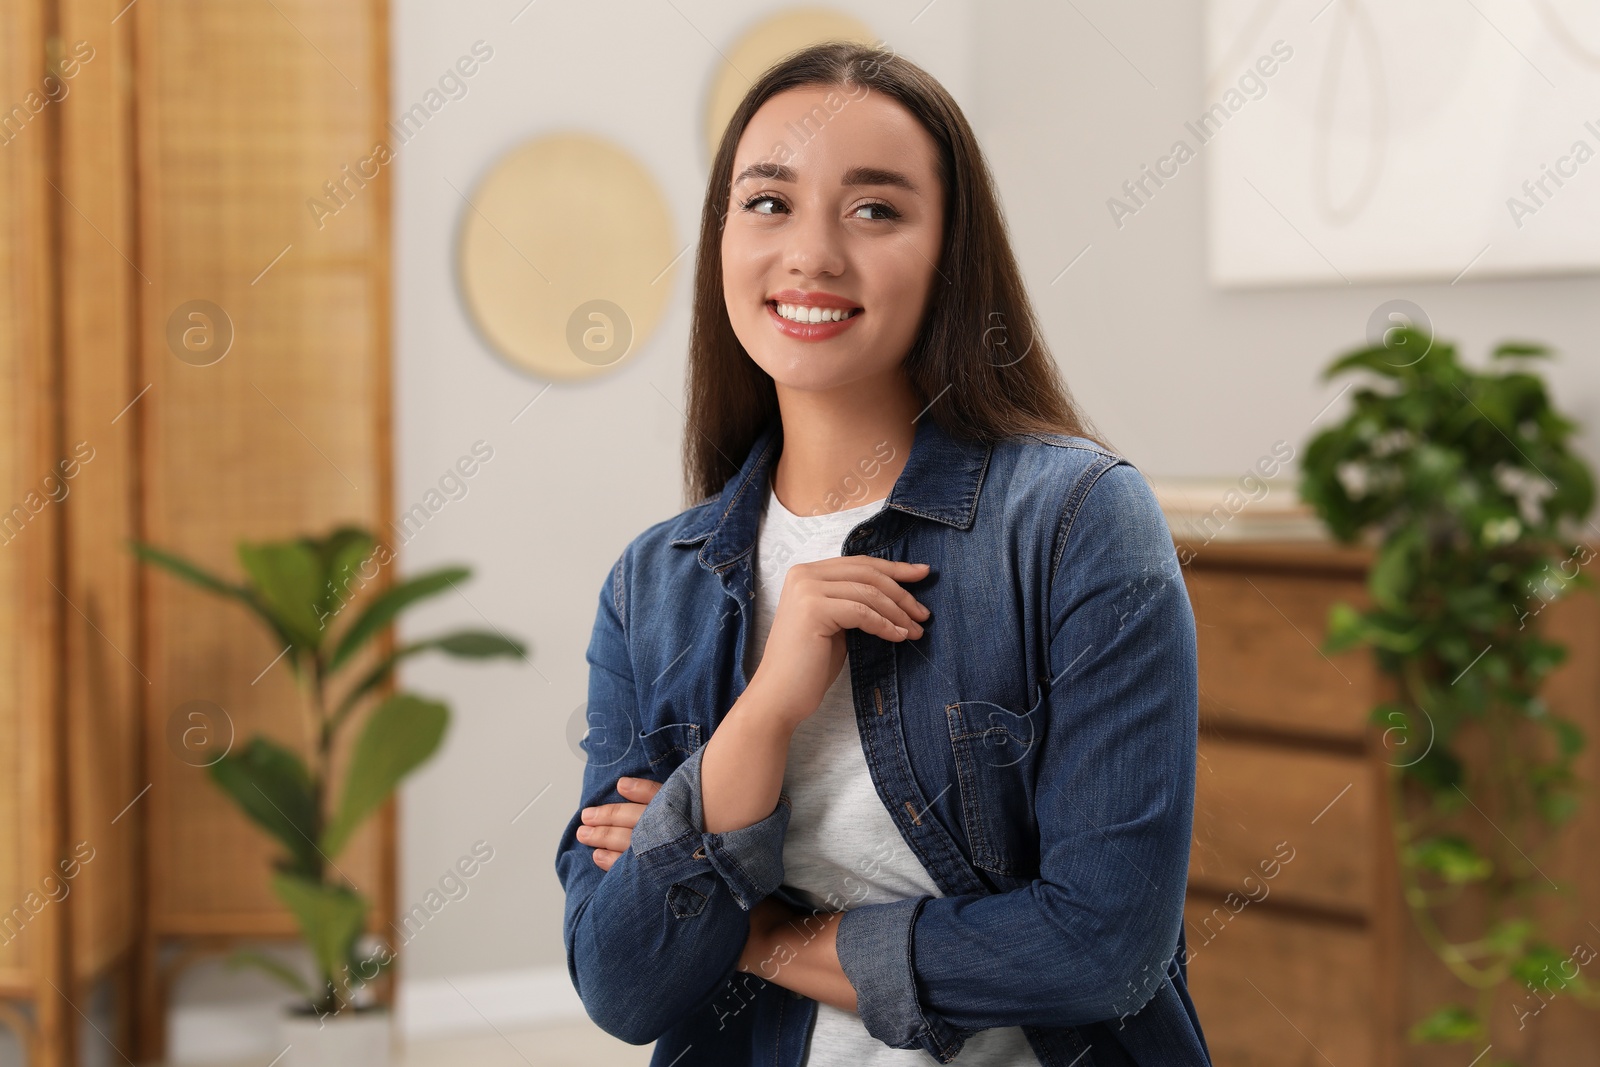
1185;570;1379;741
1189;738;1374;917
1182;900;1374;1067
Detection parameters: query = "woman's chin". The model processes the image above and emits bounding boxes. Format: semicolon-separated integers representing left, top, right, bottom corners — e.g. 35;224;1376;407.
757;362;871;394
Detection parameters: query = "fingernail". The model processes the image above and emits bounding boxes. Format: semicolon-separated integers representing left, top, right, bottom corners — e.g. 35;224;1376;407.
581;807;594;820
894;625;908;636
618;777;633;789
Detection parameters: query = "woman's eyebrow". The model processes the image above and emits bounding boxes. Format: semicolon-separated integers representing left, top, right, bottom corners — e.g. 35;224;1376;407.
732;162;919;193
843;165;918;192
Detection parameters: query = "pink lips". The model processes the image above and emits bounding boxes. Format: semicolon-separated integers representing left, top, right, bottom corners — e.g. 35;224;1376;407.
765;299;863;342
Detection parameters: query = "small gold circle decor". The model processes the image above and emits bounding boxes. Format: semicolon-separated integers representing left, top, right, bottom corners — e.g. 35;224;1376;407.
704;8;880;165
457;133;676;381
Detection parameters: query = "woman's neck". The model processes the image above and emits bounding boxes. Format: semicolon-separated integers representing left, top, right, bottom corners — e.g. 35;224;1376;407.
769;379;921;516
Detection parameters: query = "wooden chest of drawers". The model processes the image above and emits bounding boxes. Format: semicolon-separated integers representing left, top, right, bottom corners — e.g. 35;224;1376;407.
1177;539;1600;1067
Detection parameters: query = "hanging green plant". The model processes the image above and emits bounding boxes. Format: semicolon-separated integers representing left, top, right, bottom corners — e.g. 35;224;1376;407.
1299;325;1599;1061
131;526;527;1020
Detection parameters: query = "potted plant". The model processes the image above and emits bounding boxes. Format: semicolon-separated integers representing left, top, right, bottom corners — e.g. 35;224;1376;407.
131;526;526;1066
1299;325;1599;1063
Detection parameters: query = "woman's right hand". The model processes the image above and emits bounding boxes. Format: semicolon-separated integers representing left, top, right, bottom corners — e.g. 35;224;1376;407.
748;557;931;730
577;776;661;872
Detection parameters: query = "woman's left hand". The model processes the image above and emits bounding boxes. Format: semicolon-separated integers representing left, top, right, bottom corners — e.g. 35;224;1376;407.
735;897;856;1011
737;896;799;977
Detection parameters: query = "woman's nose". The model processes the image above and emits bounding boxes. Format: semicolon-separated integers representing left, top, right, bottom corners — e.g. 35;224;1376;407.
782;203;846;277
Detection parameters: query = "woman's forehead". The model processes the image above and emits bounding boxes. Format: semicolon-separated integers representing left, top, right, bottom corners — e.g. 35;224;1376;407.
734;90;937;185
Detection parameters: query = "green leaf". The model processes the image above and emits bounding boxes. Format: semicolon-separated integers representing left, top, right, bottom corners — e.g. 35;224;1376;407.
225;947;314;1000
330;630;528;727
208;738;320;877
237;540;327;650
1483;917;1535;956
129;540;250;600
1322;328;1436;380
1490;341;1550;360
432;630;528;658
1536;785;1580;826
321;693;448;857
270;872;368;996
1323;601;1368;653
129;539;300;653
1541;714;1586;758
327;567;470;673
1547;453;1597;524
311;526;378;626
1324;602;1424;654
1511;942;1572;990
1407;834;1492;884
1408;1003;1482;1043
1405;745;1465;792
1371;529;1420;612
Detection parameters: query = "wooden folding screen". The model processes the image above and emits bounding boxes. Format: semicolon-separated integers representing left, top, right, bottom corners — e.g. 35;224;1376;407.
130;0;395;1060
0;1;80;1063
0;0;395;1063
58;10;143;1067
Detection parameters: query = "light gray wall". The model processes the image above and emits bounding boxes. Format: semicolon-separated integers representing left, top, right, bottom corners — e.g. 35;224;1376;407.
967;1;1598;487
390;0;1599;985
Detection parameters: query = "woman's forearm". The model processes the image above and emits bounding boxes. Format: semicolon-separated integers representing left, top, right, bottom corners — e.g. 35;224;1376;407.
751;906;857;1012
700;679;798;834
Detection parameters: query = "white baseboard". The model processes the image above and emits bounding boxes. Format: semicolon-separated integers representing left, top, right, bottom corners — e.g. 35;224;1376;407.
167;964;587;1062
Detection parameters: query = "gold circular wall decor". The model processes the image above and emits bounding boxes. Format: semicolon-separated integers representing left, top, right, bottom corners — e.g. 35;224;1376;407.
457;133;676;381
704;8;880;164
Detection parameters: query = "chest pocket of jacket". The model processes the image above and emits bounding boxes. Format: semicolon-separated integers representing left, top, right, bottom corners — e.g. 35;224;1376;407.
638;721;703;775
945;699;1039;878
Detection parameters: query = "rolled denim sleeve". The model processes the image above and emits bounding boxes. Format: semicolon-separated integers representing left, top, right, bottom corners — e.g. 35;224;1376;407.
832;895;936;1050
629;741;791;909
555;550;792;1046
835;460;1200;1061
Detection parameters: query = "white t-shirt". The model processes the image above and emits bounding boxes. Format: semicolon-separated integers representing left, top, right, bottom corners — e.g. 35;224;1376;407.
743;481;1040;1066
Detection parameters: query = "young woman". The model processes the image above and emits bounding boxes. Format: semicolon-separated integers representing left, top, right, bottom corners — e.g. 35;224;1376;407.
556;42;1211;1067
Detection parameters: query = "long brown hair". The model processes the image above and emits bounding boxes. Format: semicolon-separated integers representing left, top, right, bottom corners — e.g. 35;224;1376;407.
683;41;1110;505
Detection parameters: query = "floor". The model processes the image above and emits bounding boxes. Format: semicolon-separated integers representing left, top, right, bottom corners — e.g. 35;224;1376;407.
401;1020;654;1067
165;1018;655;1067
403;1019;654;1067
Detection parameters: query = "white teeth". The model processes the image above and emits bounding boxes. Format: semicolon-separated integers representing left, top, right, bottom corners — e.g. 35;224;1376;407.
774;302;857;324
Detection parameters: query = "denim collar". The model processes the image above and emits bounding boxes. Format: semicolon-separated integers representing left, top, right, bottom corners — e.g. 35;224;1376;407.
670;412;994;571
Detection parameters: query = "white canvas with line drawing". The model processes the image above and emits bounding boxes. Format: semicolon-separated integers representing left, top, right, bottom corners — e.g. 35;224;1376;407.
1205;0;1600;287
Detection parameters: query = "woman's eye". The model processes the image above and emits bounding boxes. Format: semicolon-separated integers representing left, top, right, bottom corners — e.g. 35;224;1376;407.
853;202;899;221
738;196;898;221
741;194;787;216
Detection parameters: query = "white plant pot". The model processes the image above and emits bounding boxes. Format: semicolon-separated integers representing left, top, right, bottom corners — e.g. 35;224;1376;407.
276;1004;393;1067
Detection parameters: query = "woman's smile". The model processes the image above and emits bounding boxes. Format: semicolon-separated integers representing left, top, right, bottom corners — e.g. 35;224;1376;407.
765;298;864;342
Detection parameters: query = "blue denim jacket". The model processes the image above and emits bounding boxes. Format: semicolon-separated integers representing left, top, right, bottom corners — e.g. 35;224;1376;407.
556;412;1212;1066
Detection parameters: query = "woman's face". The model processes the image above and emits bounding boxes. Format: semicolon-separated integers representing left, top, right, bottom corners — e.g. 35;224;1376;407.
721;85;945;395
